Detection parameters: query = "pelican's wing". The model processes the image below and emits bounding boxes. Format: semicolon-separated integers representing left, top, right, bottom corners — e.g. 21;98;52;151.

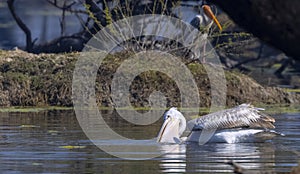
188;104;275;130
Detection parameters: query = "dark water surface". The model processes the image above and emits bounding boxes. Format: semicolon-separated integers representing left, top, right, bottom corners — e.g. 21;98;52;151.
0;109;299;173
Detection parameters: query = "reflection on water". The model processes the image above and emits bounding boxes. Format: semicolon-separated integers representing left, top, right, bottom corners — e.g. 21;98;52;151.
158;142;277;173
160;144;187;173
193;142;276;173
0;110;299;173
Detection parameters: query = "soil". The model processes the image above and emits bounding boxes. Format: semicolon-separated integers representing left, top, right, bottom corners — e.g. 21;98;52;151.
0;49;299;107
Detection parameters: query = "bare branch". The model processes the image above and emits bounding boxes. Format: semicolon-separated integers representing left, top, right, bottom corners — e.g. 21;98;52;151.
60;1;67;36
46;0;88;14
7;0;33;51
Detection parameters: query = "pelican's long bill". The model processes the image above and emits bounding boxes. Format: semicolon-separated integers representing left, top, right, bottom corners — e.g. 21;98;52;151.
202;5;223;31
157;117;180;143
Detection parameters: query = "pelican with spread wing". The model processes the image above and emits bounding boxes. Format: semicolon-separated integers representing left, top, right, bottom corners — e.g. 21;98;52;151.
157;104;281;144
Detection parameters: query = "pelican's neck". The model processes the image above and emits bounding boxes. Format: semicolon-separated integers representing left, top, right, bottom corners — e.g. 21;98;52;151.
178;114;187;137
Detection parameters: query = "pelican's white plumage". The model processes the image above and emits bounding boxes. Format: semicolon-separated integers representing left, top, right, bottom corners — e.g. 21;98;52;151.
188;104;275;130
157;104;278;144
157;107;186;143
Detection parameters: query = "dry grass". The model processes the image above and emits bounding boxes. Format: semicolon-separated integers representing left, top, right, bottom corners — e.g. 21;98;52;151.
0;49;299;107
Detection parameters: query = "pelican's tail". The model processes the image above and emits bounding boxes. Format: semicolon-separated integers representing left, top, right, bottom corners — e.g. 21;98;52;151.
254;129;285;141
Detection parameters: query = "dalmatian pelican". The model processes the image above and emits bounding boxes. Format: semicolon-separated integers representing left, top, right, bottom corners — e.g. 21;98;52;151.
157;104;280;144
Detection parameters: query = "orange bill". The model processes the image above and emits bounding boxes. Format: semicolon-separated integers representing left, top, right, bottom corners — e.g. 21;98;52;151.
202;5;223;31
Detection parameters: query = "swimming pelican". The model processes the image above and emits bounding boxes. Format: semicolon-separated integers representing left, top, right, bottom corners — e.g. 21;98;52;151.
157;104;280;144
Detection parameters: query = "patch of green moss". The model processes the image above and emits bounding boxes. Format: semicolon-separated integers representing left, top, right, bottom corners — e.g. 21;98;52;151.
3;72;30;83
31;76;44;90
0;106;73;112
284;88;300;93
225;71;241;84
257;104;300;114
187;63;206;74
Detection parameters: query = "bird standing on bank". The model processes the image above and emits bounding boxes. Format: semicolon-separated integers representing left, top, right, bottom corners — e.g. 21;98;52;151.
189;1;222;63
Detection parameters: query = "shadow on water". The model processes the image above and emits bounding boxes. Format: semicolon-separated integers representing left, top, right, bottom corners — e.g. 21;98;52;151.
0;109;299;173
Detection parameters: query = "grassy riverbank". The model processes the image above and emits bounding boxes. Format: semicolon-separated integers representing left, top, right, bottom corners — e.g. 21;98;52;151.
0;49;299;107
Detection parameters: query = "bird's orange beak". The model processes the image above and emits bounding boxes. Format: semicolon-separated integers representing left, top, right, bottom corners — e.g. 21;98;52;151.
202;5;222;31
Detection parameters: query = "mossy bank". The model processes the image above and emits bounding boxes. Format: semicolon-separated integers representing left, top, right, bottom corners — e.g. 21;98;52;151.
0;49;299;107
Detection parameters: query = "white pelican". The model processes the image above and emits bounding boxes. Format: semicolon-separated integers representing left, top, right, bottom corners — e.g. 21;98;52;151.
157;104;280;144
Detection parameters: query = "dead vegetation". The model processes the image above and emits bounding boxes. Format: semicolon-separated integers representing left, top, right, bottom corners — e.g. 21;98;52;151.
0;49;299;107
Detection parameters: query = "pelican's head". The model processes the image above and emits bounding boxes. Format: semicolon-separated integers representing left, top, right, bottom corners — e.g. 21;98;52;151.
157;107;187;143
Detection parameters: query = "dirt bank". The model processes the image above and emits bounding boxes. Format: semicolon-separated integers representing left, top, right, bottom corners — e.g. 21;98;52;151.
0;49;299;107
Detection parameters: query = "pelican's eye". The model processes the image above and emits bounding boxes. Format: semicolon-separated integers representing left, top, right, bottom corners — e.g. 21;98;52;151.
164;115;171;120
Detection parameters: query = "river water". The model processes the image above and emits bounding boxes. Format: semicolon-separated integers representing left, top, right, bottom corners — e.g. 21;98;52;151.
0;109;299;173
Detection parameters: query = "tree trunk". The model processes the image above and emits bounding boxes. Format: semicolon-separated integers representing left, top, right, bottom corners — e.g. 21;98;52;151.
211;0;300;60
